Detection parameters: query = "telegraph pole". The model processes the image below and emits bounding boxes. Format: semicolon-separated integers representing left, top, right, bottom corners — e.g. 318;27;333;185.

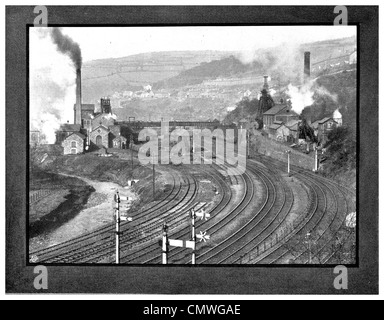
286;150;291;177
306;232;312;264
153;153;156;200
314;145;319;172
131;135;134;177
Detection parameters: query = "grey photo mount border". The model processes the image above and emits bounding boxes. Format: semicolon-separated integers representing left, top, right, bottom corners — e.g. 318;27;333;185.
6;5;377;294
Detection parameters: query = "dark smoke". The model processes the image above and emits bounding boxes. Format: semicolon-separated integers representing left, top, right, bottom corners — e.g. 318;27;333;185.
50;27;82;69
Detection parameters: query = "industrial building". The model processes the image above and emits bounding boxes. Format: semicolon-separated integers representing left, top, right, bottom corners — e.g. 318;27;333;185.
56;66;130;155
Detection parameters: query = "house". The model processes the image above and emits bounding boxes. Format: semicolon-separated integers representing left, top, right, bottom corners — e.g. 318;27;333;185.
268;122;291;142
109;125;128;149
30;130;40;146
285;120;300;143
333;109;343;126
55;123;82;145
263;104;299;128
62;132;86;155
311;117;338;144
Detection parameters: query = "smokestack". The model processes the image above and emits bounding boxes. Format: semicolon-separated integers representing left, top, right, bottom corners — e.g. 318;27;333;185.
304;52;311;80
74;68;82;125
263;75;269;90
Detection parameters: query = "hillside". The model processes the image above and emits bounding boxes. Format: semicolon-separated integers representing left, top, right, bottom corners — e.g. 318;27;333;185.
80;36;356;122
81;50;234;103
152;56;260;89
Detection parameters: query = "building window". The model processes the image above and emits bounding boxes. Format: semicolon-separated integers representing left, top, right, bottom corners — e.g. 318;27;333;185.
71;148;77;154
71;141;77;148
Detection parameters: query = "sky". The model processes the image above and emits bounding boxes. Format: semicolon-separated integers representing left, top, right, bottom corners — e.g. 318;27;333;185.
59;26;357;62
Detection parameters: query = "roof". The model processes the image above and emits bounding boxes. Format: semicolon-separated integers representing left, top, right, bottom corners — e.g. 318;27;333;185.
81;104;95;111
66;132;86;140
269;123;284;130
113;135;127;141
59;124;81;132
263;104;287;116
285;120;300;131
273;121;284;125
318;117;337;124
92;125;109;132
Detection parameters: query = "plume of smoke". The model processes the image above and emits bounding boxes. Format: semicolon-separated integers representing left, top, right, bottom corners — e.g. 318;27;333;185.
30;28;76;143
287;82;315;115
287;80;339;115
50;27;82;69
236;42;304;84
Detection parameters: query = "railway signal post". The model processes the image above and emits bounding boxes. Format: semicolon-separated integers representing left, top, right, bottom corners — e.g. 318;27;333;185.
162;223;168;265
114;191;133;264
161;207;210;265
191;210;196;265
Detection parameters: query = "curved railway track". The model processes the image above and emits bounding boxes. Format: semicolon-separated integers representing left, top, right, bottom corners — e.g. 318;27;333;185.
30;167;198;263
30;152;355;265
248;155;355;265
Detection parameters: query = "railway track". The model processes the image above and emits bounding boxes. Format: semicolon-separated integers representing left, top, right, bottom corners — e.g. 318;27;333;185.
30;167;198;263
248;155;355;265
30;153;355;265
122;166;240;264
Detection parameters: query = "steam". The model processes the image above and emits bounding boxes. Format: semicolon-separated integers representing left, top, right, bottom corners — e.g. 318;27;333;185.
237;42;304;84
50;27;82;69
30;28;77;143
287;80;339;115
287;81;315;114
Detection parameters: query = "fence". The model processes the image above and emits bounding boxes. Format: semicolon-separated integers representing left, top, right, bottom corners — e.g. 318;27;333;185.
29;190;52;205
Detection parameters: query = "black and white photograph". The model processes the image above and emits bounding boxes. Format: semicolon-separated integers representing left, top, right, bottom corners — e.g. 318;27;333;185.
28;25;358;266
5;5;378;296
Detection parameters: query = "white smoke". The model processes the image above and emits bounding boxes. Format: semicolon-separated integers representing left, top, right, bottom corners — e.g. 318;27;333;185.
30;28;76;144
287;81;315;115
287;80;339;115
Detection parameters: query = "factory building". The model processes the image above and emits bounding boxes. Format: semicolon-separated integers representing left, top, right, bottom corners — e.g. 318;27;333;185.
57;65;129;154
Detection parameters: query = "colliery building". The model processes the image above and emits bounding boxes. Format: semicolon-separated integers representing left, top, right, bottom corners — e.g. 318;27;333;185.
55;66;130;155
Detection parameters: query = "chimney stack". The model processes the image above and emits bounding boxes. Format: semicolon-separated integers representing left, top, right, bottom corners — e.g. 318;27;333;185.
304;52;311;80
74;68;82;125
263;75;269;90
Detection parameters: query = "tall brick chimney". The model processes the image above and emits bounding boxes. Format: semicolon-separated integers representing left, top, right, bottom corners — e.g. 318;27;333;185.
304;52;311;80
74;68;82;125
263;75;269;90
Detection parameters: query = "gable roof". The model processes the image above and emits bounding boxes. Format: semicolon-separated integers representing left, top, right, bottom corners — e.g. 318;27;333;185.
285;120;300;127
66;132;86;140
318;117;336;124
59;123;81;132
92;125;109;132
269;124;282;130
263;104;287;115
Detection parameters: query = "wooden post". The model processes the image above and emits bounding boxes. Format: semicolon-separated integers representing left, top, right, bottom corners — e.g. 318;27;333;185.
314;146;319;172
287;150;291;177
